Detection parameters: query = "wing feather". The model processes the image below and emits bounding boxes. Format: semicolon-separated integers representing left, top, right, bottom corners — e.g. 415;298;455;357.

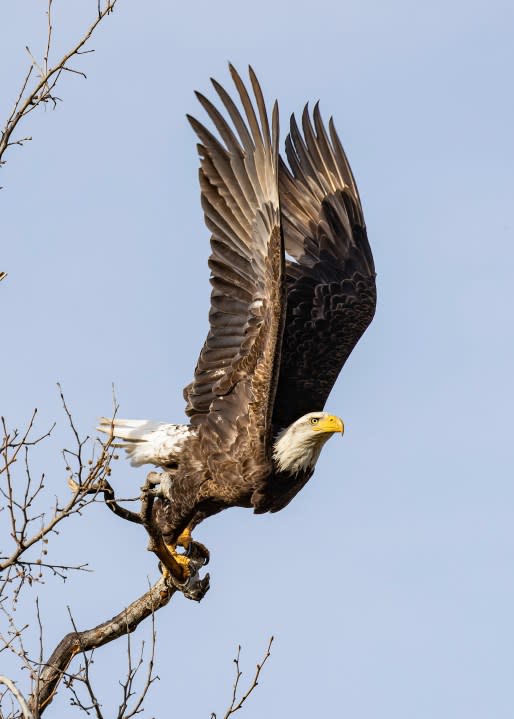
184;67;284;478
273;106;376;429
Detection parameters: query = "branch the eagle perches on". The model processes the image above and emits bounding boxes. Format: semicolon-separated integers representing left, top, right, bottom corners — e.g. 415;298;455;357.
71;468;212;602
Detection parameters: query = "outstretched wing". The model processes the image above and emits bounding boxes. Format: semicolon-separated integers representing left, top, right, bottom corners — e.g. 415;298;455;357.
184;67;284;474
272;105;376;429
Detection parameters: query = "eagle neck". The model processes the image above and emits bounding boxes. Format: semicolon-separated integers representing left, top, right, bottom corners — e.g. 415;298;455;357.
272;425;329;476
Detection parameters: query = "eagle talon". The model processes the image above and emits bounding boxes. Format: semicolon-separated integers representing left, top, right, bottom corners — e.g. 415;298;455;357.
182;571;210;601
163;565;210;601
186;540;210;566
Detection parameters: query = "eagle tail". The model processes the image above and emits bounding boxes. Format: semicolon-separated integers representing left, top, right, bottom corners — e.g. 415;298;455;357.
96;417;193;468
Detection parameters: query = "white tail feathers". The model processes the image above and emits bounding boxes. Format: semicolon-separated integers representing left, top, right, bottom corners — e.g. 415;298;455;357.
97;417;194;468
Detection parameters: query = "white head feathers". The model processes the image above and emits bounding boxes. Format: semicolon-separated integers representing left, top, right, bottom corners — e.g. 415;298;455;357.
272;411;344;475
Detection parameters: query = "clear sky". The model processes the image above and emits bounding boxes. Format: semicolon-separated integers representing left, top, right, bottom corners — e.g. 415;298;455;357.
2;0;514;717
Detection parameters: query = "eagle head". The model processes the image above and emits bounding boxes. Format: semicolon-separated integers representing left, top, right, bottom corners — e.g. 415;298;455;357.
272;411;344;476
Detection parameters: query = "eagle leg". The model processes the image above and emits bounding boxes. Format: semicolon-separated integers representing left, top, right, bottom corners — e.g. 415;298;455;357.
156;539;210;601
155;536;209;582
177;527;210;566
164;542;192;580
150;536;191;583
176;527;192;549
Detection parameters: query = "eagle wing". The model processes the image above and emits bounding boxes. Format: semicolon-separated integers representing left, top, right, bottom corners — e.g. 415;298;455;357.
272;105;377;429
184;67;284;476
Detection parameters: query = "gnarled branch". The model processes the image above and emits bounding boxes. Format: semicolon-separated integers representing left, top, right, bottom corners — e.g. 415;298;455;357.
29;574;174;716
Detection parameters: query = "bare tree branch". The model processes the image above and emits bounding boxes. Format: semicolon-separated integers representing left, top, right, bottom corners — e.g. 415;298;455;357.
0;393;118;599
1;386;210;717
29;573;174;716
211;637;274;719
0;0;119;177
69;476;143;525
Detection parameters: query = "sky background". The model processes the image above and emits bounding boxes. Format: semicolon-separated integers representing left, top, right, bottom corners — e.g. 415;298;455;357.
1;0;514;717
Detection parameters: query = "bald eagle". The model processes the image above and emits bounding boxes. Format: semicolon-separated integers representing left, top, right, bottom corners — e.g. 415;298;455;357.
99;66;376;593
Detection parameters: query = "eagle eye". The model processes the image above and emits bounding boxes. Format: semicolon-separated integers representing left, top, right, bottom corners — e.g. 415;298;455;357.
310;418;319;425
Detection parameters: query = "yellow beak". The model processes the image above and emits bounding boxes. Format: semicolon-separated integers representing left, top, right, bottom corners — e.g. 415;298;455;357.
314;415;344;435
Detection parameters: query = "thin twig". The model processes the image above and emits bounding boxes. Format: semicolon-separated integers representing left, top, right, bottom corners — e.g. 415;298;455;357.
212;637;274;719
0;0;119;174
121;609;158;719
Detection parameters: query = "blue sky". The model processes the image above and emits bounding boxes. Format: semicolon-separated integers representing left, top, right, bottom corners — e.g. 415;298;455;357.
2;0;514;717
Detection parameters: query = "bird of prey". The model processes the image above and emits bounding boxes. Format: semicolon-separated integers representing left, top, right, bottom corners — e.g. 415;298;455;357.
99;66;376;592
